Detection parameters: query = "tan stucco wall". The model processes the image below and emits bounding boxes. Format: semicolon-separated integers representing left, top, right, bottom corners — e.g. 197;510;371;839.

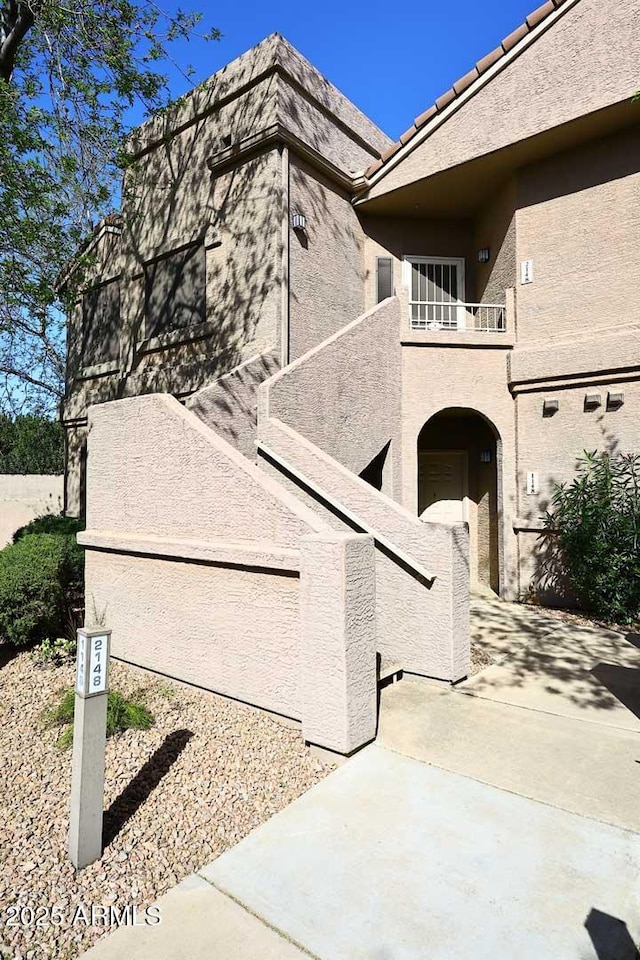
259;298;470;680
367;0;639;200
268;298;402;484
86;394;326;544
515;376;640;602
400;342;517;598
186;350;280;462
62;35;390;508
515;126;640;342
0;475;64;547
289;157;365;360
87;549;303;717
299;532;377;752
474;179;517;306
130;34;390;167
82;393;378;751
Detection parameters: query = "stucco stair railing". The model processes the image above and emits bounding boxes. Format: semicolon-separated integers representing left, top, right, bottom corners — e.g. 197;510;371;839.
79;393;380;756
257;297;470;682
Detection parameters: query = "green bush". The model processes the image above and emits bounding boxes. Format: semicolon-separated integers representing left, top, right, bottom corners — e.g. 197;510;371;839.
546;451;640;624
13;513;83;544
0;522;84;646
0;414;64;474
44;688;155;750
32;633;77;667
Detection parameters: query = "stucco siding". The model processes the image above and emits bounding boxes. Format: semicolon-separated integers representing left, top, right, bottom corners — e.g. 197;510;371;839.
515;126;640;342
367;0;639;199
271;298;401;480
85;549;302;719
362;217;473;314
289;157;365;361
86;394;327;544
82;391;379;750
259;299;470;680
259;416;470;680
186;350;281;460
400;343;518;598
0;475;64;547
515;377;640;602
516;380;640;522
473;180;517;306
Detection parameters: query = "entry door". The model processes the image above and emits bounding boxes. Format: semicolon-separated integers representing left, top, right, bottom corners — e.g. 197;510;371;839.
418;451;467;522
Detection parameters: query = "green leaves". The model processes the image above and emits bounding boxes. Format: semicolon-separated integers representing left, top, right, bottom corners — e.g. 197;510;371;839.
0;412;64;473
547;451;640;624
0;0;219;413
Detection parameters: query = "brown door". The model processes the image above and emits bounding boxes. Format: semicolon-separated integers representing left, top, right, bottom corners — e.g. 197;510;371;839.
418;451;466;522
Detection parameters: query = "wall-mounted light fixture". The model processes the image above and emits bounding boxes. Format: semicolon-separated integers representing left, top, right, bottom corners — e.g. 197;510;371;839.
292;213;307;232
478;248;491;263
543;398;559;417
584;392;602;410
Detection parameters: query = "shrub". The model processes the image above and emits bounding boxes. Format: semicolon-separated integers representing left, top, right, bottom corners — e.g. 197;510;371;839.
44;688;155;750
0;414;64;474
32;634;77;667
13;513;83;544
546;451;640;624
0;522;84;646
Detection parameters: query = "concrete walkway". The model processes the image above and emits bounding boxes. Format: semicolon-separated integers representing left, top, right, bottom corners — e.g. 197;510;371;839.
465;597;640;733
83;746;640;960
82;600;640;959
377;596;640;832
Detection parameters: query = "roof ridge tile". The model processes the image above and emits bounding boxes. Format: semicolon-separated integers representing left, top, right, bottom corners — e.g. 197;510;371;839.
363;0;573;180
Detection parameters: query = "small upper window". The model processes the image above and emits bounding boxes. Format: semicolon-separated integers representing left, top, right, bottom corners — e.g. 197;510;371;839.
376;257;394;303
144;242;206;340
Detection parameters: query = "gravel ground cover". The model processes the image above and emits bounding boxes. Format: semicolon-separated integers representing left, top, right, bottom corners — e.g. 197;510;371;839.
0;646;332;960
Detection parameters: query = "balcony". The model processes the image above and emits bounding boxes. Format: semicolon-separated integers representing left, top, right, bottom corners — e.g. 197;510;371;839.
409;301;507;333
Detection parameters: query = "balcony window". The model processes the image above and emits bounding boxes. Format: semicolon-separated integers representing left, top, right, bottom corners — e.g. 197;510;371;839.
404;257;465;329
403;256;506;333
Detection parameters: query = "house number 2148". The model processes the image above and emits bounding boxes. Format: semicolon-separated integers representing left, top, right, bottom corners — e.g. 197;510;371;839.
89;637;107;693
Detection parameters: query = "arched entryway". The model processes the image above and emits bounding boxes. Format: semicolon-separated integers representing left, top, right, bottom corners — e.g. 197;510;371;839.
418;408;501;594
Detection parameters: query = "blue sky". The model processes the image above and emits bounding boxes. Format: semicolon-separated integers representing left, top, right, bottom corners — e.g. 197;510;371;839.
163;0;538;138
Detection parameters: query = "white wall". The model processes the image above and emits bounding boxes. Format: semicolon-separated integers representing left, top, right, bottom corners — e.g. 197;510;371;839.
0;475;64;548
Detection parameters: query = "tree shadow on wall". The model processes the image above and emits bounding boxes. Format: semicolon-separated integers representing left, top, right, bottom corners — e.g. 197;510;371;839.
68;62;350;426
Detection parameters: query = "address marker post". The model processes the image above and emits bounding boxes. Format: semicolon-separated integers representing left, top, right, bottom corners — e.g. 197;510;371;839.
69;627;111;870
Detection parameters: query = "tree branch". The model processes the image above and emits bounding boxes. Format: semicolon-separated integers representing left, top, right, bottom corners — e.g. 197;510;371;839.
0;361;62;396
0;0;36;82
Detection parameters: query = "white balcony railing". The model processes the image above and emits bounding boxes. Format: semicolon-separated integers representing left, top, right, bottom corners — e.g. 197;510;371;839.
409;301;507;333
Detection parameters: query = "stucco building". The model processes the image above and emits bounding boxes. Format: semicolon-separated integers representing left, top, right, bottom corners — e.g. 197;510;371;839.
62;0;640;754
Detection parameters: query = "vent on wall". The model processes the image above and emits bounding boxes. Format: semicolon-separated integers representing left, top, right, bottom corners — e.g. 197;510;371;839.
607;391;625;410
376;257;393;303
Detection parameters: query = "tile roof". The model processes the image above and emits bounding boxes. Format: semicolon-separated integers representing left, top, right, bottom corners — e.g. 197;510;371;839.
364;0;570;180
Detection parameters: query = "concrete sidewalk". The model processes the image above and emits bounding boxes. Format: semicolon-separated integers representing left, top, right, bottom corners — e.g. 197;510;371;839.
83;745;640;960
82;601;640;960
